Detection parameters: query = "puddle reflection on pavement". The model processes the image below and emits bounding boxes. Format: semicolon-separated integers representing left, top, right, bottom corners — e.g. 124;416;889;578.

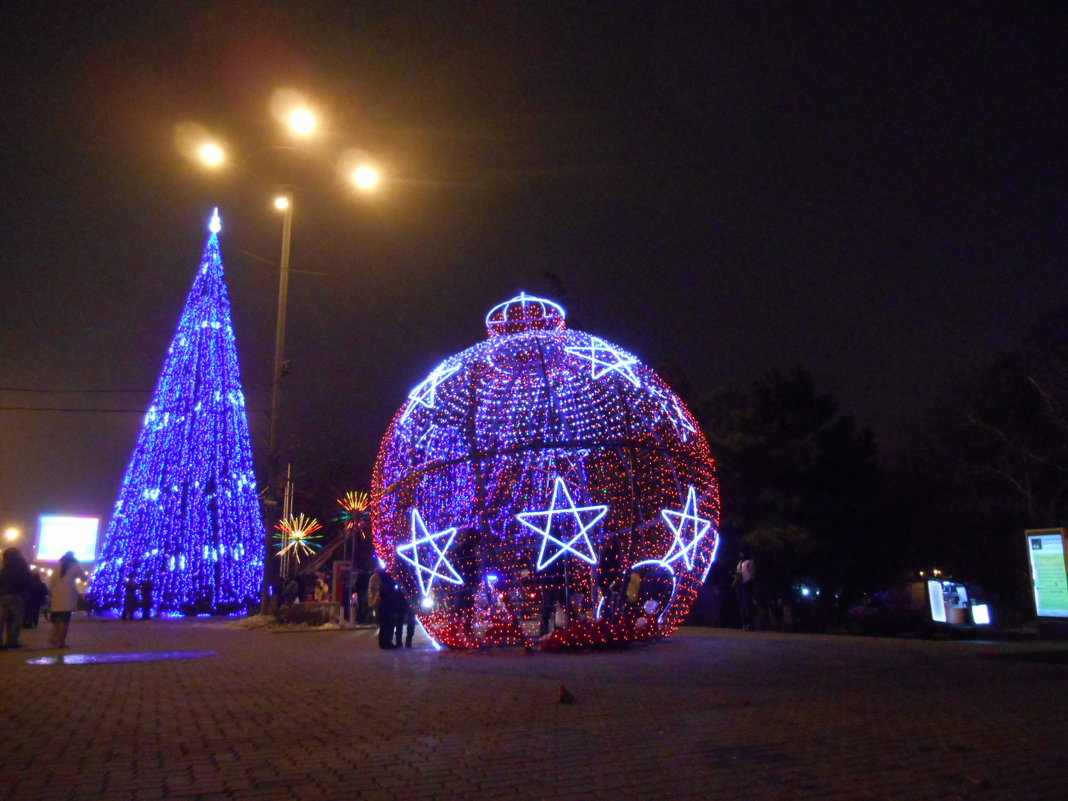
26;650;217;665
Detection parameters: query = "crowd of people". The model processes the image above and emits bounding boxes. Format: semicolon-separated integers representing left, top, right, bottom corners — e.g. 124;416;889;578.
0;548;86;649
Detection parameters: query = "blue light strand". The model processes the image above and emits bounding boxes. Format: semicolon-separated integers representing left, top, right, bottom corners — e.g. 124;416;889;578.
88;213;265;616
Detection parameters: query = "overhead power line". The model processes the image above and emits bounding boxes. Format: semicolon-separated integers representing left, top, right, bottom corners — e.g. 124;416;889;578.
0;387;152;394
0;407;146;413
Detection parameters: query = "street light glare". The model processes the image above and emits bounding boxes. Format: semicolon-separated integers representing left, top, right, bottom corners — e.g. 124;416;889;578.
198;142;225;167
288;108;317;136
353;165;379;190
274;195;290;211
3;527;20;542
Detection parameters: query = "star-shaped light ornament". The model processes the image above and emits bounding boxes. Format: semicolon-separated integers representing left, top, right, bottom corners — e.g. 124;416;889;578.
396;509;464;596
649;386;697;442
565;337;641;387
660;486;712;570
399;362;461;423
516;477;608;570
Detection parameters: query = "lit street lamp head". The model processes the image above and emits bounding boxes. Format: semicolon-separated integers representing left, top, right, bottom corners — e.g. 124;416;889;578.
353;165;379;190
273;195;290;211
198;142;225;167
287;108;317;137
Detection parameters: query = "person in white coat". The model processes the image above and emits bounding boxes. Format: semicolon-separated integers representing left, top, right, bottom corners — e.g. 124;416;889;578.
48;551;86;648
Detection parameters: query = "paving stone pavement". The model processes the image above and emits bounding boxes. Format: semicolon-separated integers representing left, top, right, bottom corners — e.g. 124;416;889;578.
1;618;1066;801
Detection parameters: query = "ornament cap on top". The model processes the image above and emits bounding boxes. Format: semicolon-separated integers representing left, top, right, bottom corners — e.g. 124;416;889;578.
485;292;566;338
208;207;222;234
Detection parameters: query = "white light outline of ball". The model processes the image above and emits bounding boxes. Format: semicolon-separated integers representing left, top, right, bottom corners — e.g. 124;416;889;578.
629;558;678;625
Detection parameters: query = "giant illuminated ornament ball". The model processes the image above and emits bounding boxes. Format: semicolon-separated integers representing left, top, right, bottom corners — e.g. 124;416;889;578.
372;294;720;649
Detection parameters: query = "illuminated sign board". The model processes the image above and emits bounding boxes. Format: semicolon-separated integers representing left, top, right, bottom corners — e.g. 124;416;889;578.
1026;529;1068;619
36;515;99;562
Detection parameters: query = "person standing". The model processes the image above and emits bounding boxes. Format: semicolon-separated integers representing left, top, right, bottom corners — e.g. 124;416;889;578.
48;551;86;648
0;548;32;649
393;592;416;648
375;569;399;649
734;549;757;631
139;578;153;620
23;571;48;629
121;577;139;621
367;569;382;626
314;574;329;602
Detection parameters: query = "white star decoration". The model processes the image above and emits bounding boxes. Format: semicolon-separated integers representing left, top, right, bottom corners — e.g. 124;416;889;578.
565;337;641;387
400;362;461;423
650;386;697;442
660;486;712;570
396;508;464;595
516;477;607;570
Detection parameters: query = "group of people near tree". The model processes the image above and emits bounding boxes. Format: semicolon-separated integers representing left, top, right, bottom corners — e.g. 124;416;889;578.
370;567;416;649
0;548;86;649
120;576;155;620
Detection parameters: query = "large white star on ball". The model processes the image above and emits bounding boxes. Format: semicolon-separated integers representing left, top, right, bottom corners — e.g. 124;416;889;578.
660;486;712;570
565;337;641;387
648;385;697;442
396;508;464;595
516;477;607;570
399;362;461;423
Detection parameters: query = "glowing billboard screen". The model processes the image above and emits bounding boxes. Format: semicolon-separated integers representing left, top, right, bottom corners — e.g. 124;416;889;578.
1026;529;1068;619
37;515;99;562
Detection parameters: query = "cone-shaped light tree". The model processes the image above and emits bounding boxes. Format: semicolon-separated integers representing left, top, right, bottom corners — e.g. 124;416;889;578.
89;210;265;616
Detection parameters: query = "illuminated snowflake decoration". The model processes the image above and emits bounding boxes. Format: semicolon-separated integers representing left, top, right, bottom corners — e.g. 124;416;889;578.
372;293;720;649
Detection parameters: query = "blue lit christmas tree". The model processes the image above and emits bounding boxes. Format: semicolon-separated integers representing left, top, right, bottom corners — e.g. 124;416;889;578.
89;210;264;616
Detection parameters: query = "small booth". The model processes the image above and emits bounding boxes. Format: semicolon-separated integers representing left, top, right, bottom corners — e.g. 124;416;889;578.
925;577;991;627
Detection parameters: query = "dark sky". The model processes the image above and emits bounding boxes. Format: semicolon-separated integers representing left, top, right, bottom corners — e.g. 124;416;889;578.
2;2;1066;536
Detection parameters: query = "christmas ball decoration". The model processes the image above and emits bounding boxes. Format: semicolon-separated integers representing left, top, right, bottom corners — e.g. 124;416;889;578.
372;293;720;649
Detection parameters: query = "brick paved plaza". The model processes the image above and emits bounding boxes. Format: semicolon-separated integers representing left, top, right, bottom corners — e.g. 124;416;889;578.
2;618;1066;801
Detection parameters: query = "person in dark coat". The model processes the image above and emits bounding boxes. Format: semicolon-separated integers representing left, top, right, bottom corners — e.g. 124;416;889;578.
139;578;154;620
376;569;400;649
393;593;416;648
0;548;32;648
121;578;139;621
23;571;48;628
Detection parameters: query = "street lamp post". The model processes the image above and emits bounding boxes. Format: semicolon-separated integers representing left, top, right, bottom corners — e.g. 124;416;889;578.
184;96;381;615
262;188;294;612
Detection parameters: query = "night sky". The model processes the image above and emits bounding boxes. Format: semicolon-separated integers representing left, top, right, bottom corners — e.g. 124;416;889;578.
2;2;1066;538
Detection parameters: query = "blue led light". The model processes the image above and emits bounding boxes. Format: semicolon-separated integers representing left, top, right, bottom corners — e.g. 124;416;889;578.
660;486;712;570
395;509;464;595
515;477;607;570
88;214;265;616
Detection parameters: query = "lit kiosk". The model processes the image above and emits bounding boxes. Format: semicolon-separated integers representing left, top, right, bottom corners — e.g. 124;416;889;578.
1026;528;1068;639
